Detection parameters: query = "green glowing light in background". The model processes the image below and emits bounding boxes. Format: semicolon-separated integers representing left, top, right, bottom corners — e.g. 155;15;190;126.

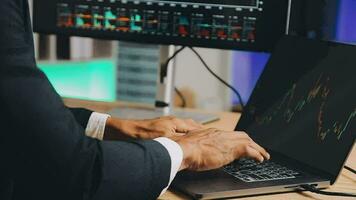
38;59;116;102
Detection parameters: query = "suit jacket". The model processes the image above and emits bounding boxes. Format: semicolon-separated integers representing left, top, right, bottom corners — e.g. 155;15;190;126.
0;1;171;200
69;107;93;129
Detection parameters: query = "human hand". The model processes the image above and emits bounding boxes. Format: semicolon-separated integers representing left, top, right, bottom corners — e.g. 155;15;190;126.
104;116;203;140
171;129;270;171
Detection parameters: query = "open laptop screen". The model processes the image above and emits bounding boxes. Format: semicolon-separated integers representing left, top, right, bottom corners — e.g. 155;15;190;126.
236;36;356;183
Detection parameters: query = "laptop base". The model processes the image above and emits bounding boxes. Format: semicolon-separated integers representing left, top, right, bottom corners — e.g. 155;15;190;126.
172;169;329;200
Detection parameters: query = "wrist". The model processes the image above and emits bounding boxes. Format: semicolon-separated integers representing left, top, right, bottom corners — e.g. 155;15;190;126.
106;117;141;138
104;117;128;140
105;116;114;128
171;136;192;171
179;156;189;171
106;117;127;132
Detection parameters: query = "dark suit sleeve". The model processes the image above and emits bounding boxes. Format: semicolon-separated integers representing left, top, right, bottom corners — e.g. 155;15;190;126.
68;107;93;129
0;1;171;200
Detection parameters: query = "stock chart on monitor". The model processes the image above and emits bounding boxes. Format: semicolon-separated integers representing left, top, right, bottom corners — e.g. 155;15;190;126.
33;0;289;51
237;36;355;179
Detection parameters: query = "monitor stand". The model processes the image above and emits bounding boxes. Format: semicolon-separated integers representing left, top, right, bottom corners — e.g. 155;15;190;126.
108;45;220;124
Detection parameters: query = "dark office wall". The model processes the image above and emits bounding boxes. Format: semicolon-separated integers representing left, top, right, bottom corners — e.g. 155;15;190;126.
288;0;349;41
288;0;356;42
322;0;340;40
289;0;327;39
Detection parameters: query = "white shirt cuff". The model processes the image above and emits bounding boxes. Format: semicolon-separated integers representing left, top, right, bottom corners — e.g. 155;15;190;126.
85;112;110;140
154;137;184;196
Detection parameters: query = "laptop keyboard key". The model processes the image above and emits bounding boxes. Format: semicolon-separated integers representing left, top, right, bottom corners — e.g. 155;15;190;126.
223;159;300;183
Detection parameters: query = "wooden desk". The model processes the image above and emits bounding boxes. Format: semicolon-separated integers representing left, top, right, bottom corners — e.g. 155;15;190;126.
64;99;356;200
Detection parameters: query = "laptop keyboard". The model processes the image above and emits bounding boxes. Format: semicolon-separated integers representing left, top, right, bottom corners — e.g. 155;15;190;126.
223;158;301;183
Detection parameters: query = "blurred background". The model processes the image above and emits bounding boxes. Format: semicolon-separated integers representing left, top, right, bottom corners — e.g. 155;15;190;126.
29;0;356;112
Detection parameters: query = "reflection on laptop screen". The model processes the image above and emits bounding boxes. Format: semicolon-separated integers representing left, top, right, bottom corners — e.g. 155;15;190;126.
238;36;355;181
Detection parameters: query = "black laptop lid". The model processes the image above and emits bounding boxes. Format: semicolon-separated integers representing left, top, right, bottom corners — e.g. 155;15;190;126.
236;36;356;184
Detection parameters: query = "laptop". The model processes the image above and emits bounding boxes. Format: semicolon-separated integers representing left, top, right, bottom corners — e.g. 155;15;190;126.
172;36;356;200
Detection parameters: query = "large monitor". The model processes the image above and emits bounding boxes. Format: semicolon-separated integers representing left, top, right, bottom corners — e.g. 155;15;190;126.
33;0;291;51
